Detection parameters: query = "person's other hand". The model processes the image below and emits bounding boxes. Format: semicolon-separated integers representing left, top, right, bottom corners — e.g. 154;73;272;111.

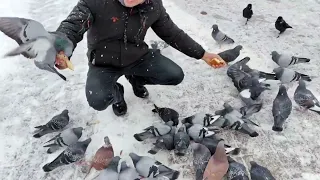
201;52;226;68
55;52;74;70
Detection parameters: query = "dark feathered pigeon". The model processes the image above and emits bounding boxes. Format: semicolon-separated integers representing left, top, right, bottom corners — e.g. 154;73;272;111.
218;45;243;63
275;16;292;38
272;85;292;131
294;79;320;114
243;4;253;25
250;161;276;180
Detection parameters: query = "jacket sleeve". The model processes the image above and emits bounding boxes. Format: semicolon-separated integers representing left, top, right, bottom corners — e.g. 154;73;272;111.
151;0;205;59
56;0;95;49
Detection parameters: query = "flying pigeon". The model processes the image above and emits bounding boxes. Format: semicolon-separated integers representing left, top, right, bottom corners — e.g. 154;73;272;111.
243;4;253;25
250;161;276;180
42;138;92;172
33;109;69;138
272;85;292;131
275;16;292;38
211;24;235;45
217;45;243;63
273;67;311;83
294;79;320;114
96;156;120;180
43;127;83;153
0;17;74;80
271;51;310;68
152;104;179;126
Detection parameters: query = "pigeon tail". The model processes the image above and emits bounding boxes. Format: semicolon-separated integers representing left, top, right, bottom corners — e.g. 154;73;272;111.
46;146;60;154
309;105;320;114
152;104;160;113
226;147;241;155
148;146;160;154
133;131;154;141
300;74;312;82
272;126;283;132
297;57;310;63
260;72;277;80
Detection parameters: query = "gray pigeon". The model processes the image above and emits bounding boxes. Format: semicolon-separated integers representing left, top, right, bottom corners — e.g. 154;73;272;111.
133;122;174;142
152;104;179;126
185;123;219;141
118;160;140;180
97;156;121;180
215;103;259;137
273;67;311;83
271;51;310;67
0;17;74;80
218;45;243;63
240;103;263;118
198;136;241;156
211;24;235;44
181;112;220;127
148;125;176;154
129;152;180;179
227;157;249;180
227;57;251;79
294;79;320;114
250;161;276;180
43;127;83;153
33;109;69;138
272;85;292;131
42;138;91;172
190;143;212;180
173;125;190;156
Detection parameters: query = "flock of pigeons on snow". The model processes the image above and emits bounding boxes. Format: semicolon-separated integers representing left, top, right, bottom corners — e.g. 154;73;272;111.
0;2;319;180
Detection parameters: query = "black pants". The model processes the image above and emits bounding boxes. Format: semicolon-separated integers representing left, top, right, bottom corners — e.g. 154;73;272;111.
85;49;184;111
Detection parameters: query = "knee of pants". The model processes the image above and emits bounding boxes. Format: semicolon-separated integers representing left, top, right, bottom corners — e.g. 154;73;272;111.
86;93;114;111
167;67;184;85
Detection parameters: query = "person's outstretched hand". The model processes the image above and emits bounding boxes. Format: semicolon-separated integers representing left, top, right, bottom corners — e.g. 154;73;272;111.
201;52;226;68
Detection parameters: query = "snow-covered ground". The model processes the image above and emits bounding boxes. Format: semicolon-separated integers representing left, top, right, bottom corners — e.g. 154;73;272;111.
0;0;320;179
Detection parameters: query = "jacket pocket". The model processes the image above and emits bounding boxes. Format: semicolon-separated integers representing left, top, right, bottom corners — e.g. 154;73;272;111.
90;42;121;67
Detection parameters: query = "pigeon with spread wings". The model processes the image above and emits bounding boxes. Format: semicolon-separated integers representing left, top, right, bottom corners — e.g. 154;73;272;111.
0;17;74;80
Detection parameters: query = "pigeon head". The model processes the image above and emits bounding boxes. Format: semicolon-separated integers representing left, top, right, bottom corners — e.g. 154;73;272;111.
250;161;259;168
247;4;252;9
273;67;283;76
129;152;141;165
120;161;129;171
190;142;201;151
62;109;69;114
278;85;287;95
234;45;243;51
73;127;84;137
223;102;233;112
211;24;219;32
276;16;283;22
109;156;121;169
298;79;306;88
103;136;112;147
271;51;280;62
81;138;92;148
178;125;186;132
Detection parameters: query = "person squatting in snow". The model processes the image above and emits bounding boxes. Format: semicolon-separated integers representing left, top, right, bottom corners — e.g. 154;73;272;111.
55;0;226;116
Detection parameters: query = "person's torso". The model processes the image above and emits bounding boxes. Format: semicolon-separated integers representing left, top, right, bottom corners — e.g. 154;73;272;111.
87;0;161;67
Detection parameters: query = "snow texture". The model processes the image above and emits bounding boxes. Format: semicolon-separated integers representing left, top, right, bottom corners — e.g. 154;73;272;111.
0;0;320;179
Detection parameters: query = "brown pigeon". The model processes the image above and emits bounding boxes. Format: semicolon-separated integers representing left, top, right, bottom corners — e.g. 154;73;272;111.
202;141;229;180
84;136;114;179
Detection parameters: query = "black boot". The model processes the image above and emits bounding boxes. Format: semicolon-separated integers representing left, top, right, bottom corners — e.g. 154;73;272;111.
112;83;127;116
125;75;149;98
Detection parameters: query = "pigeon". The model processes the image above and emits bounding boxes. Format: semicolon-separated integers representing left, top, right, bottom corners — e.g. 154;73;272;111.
152;104;179;126
181;113;220;127
129;152;180;179
273;67;311;83
0;17;74;80
148;125;176;154
96;156;120;180
227;57;251;79
133;122;174;142
243;4;253;25
250;161;276;180
215;103;259;137
211;24;235;45
272;85;292;131
198;136;241;156
227;157;250;180
43;127;83;153
240;103;263;118
275;16;292;38
119;161;140;180
33;109;69;138
203;141;229;180
42;138;91;172
241;64;277;82
84;136;114;179
173;125;191;156
190;143;212;180
271;51;310;68
294;79;320;114
218;45;243;63
185;123;219;141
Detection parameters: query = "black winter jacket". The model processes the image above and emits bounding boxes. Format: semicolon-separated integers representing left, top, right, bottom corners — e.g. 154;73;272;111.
56;0;206;67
